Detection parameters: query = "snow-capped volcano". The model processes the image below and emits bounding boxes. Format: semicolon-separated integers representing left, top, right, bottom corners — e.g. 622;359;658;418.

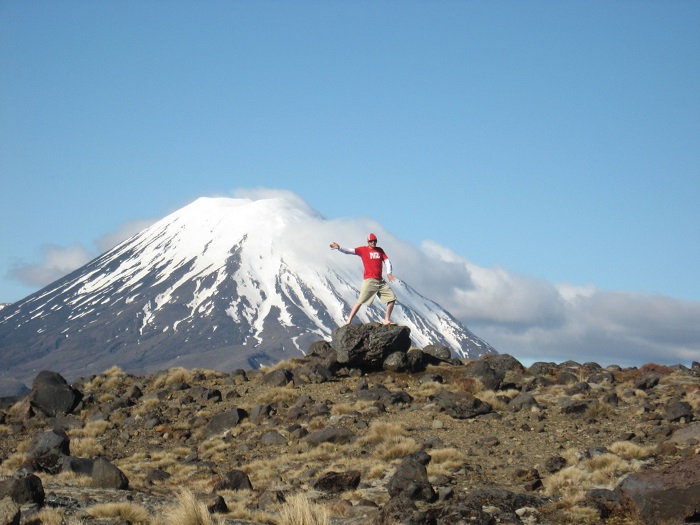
0;195;496;385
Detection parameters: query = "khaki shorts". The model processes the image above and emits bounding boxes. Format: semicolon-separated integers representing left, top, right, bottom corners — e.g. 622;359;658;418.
358;278;397;305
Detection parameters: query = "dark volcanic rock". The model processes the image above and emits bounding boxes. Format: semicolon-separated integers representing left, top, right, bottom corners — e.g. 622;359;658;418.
306;427;356;447
213;470;253;492
204;408;248;437
313;470;361;493
92;458;129;489
26;428;70;474
28;371;82;417
332;323;411;372
432;389;492;419
619;453;700;525
387;451;437;503
0;474;45;506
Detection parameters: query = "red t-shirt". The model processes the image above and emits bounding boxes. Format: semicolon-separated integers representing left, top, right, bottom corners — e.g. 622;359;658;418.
354;246;388;280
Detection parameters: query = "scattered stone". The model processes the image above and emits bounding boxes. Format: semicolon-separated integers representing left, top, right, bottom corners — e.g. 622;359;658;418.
619;453;700;525
387;451;437;502
260;430;287;446
306;427;356;447
0;474;44;506
204;408;248;437
213;470;253;492
663;399;694;422
26;429;70;474
332;323;412;372
422;344;452;362
28;371;82;417
91;458;129;490
634;375;660;391
544;455;567;473
312;470;361;493
383;351;408;372
432;389;492;419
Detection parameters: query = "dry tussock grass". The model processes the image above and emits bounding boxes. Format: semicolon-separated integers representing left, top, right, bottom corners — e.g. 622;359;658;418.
607;441;654;460
87;501;151;524
152;367;195;389
359;422;406;446
157;488;222;525
132;396;163;416
23;508;86;525
450;376;484;395
412;380;448;398
69;436;104;457
476;390;509;411
69;419;112;439
427;448;467;475
255;385;298;405
278;492;330;525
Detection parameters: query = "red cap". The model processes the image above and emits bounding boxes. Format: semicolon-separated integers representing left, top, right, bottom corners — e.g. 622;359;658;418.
367;233;377;242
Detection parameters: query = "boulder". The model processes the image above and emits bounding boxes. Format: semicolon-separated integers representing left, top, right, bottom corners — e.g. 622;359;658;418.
204;408;248;437
332;323;411;372
26;429;70;474
260;369;294;387
0;474;44;506
422;344;452;362
432;390;492;419
312;470;361;493
663;399;694;422
92;458;129;489
306;427;356;447
387;451;437;502
383;351;408;372
213;470;253;492
62;457;95;476
619;453;700;525
28;371;82;417
463;360;504;391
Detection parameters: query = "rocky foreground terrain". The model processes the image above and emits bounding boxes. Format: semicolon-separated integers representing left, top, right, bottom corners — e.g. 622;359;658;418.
0;323;699;525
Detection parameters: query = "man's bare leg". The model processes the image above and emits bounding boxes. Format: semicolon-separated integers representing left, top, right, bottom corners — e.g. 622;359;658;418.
345;302;362;325
383;301;396;325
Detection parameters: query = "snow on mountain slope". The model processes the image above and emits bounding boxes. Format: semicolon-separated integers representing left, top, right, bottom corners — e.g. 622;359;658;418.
0;195;496;385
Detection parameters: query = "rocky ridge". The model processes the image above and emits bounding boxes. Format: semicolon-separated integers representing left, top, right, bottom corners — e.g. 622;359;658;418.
0;323;699;525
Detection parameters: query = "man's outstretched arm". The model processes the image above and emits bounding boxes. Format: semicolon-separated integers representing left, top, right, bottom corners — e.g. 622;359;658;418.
329;242;355;255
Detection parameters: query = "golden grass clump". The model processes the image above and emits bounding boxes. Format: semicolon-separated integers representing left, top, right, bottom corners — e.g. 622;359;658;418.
70;419;112;439
427;448;467;476
475;390;509;412
22;508;86;525
69;437;105;457
359;421;406;446
255;385;298;405
450;375;484;395
157;488;222;525
278;492;331;525
543;465;592;500
152;367;195;389
607;441;654;460
86;501;151;524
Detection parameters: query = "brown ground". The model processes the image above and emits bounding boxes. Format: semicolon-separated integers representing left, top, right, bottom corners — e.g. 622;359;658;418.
1;356;698;524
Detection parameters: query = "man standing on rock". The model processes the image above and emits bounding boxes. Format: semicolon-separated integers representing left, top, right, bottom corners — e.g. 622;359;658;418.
330;233;397;325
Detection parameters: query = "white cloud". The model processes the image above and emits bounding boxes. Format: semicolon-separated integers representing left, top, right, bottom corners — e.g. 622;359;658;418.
10;244;93;287
410;240;700;367
10;219;156;289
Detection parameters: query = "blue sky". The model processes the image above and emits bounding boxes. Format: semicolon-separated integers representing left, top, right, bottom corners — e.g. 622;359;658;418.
1;2;699;366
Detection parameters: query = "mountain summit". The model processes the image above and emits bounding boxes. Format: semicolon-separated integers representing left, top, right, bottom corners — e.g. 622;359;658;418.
0;195;496;385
